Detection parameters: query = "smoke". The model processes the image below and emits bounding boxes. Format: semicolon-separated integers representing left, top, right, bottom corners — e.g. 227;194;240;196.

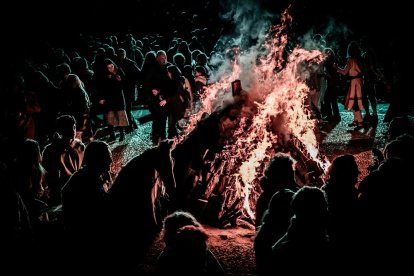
298;17;352;61
219;0;275;46
206;0;280;110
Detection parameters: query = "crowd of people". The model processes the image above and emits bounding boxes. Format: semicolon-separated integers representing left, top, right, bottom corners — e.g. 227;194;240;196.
2;10;414;274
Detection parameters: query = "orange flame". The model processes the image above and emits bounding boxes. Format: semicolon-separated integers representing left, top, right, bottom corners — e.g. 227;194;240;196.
180;7;330;224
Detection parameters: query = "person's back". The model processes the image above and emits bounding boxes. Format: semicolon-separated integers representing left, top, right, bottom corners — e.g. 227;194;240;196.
322;154;361;267
60;141;112;275
107;140;177;267
61;141;112;238
42;115;85;205
255;152;299;227
270;186;332;275
156;211;224;276
254;189;294;276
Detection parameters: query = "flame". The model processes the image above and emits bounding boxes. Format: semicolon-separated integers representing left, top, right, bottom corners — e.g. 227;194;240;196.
179;6;330;225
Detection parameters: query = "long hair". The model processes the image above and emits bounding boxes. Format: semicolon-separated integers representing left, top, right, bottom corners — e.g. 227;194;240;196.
346;41;364;70
346;41;361;59
14;139;47;197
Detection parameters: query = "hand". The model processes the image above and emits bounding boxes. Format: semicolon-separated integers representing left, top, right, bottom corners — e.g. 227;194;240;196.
159;99;167;107
99;99;105;105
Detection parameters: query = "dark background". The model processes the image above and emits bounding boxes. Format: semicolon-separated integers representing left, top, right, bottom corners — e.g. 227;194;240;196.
2;0;409;70
3;0;407;39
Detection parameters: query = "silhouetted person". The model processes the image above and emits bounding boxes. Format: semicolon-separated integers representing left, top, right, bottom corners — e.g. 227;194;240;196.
254;189;294;276
270;186;332;275
360;36;380;123
116;48;141;132
386;116;411;141
61;140;112;275
255;152;300;228
149;87;168;145
1;158;38;275
357;155;411;273
60;73;91;141
108;140;177;268
322;154;361;270
12;139;49;236
156;210;224;276
99;58;129;142
165;64;191;138
320;48;341;122
383;53;409;123
42;115;85;206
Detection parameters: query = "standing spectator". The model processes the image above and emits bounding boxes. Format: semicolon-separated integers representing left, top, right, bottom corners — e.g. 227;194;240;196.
165;64;191;138
60;74;92;141
117;48;141;132
148;50;171;96
321;48;341;122
194;52;212;79
148;86;168;145
360;36;380;123
140;51;158;106
173;52;186;73
383;50;409;123
99;58;129;142
5;75;41;143
334;41;364;129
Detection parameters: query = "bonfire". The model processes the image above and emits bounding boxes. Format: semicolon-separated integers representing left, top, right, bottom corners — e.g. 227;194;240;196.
172;6;331;228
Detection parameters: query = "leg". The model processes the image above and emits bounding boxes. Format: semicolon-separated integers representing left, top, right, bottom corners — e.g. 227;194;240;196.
108;125;116;141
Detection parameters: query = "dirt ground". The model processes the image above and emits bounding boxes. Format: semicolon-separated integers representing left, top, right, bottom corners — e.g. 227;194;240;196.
133;225;257;275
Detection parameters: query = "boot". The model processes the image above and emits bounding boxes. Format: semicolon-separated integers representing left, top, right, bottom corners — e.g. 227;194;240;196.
119;128;125;142
131;118;138;130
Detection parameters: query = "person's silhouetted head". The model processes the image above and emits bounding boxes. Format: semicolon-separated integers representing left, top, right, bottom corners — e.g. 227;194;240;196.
387;116;410;141
261;152;296;190
162;210;202;246
55;115;76;141
326;154;359;184
291;186;328;224
83;141;112;173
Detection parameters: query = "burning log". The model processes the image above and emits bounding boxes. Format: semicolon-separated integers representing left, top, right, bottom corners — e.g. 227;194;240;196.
287;136;326;187
172;77;329;228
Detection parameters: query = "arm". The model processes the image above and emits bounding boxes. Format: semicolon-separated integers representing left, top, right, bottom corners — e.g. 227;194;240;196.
335;58;352;75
